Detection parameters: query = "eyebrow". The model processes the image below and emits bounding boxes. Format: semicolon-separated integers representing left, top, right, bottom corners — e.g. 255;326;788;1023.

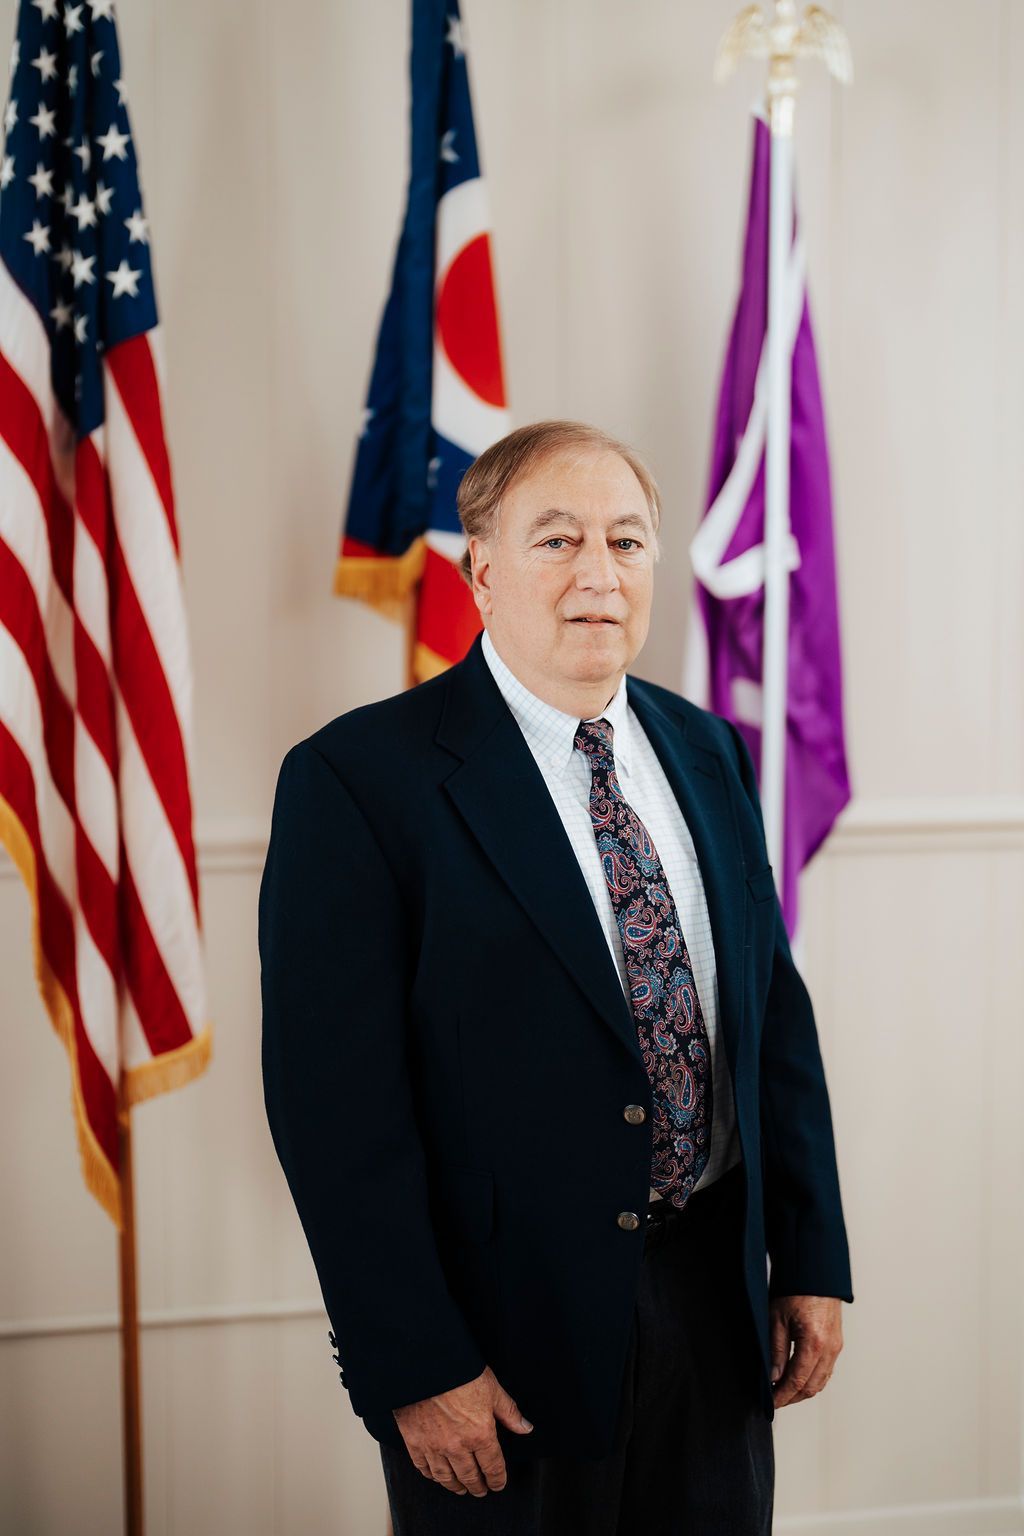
524;508;650;538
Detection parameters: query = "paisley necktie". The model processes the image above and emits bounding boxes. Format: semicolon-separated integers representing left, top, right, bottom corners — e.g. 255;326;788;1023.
575;716;713;1210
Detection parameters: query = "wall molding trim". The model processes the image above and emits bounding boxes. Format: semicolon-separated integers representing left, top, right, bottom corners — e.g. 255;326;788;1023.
2;799;1021;883
0;1298;326;1342
775;1496;1023;1535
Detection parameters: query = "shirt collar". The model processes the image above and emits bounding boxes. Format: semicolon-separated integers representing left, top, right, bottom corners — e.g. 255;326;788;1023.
480;627;634;777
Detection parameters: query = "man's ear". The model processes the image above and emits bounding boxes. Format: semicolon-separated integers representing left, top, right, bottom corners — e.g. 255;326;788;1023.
468;537;493;617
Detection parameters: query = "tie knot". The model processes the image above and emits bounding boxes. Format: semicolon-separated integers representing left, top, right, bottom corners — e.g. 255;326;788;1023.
575;716;614;761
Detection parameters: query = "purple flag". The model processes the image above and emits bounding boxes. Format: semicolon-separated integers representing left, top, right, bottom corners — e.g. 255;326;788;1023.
685;113;851;940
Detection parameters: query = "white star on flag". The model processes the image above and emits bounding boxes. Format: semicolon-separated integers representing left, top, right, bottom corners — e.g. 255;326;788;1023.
105;257;141;297
50;298;73;329
32;0;59;20
32;47;58;82
96;122;129;160
30;103;56;138
63;3;84;35
439;127;458;163
70;248;95;286
0;155;14;189
124;207;149;243
24;219;50;254
446;14;466;56
29;162;54;198
71;193;96;229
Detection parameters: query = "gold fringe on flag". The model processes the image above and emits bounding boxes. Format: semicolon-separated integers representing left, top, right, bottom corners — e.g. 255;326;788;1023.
413;640;455;684
333;535;427;623
334;536;472;687
122;1026;211;1108
0;791;212;1229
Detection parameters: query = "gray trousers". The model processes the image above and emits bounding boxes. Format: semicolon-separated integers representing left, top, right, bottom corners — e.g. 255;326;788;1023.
379;1161;774;1535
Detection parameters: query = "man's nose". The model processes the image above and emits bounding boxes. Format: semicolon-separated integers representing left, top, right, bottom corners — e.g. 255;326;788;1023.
575;541;620;590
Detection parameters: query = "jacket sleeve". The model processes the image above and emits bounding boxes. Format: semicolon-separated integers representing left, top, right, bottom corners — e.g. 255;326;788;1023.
258;739;488;1416
724;720;854;1304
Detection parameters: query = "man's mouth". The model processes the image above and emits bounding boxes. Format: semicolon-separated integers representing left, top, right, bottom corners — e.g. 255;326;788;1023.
567;616;618;625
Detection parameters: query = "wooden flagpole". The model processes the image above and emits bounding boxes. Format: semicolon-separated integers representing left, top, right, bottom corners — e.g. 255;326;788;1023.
404;588;418;691
381;588;418;1536
116;1078;145;1536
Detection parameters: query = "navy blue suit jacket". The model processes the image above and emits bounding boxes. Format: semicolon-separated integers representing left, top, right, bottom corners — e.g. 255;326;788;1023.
259;629;853;1461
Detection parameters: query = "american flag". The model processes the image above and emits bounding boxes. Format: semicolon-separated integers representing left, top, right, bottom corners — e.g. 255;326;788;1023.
0;0;209;1226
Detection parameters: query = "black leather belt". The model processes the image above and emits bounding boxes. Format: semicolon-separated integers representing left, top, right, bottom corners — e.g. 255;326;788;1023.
644;1160;744;1243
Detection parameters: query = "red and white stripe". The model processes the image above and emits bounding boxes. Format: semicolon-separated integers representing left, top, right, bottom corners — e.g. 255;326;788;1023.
0;258;209;1227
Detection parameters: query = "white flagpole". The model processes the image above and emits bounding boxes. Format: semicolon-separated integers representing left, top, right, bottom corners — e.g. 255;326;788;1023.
712;2;852;906
762;35;796;888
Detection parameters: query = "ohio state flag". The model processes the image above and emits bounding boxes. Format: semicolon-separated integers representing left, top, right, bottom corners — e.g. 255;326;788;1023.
335;0;510;682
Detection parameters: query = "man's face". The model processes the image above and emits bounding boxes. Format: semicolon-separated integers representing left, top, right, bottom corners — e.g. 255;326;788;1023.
468;447;658;699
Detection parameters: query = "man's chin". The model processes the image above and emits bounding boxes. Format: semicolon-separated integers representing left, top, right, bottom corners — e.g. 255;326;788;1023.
561;633;630;676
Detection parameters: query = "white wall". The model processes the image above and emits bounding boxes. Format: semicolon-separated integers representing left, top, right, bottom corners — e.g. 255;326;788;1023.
1;1;1022;1532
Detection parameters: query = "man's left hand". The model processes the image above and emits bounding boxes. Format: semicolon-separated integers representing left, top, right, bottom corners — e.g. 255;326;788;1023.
769;1295;843;1407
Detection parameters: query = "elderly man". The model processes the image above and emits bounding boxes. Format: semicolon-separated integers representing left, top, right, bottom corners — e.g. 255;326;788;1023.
259;420;853;1535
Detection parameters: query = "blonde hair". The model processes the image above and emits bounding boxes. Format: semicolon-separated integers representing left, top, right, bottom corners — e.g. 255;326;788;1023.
455;420;662;586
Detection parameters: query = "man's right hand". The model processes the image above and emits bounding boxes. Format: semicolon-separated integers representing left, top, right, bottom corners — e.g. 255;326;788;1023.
392;1366;534;1496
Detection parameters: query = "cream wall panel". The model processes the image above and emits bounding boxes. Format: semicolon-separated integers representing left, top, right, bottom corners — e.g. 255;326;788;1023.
981;852;1024;1499
805;850;1006;1508
0;1332;121;1535
995;0;1024;788
835;1;1009;797
275;1316;391;1536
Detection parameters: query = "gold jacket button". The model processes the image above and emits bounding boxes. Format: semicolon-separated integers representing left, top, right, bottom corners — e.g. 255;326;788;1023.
617;1211;640;1231
623;1104;646;1124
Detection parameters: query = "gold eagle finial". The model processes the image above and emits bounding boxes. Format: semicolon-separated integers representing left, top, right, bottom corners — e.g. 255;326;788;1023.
714;1;853;87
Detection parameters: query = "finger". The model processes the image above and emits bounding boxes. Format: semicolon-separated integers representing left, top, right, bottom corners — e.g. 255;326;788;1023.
773;1338;818;1407
794;1350;836;1402
474;1441;510;1493
769;1310;791;1385
448;1449;490;1497
424;1452;467;1494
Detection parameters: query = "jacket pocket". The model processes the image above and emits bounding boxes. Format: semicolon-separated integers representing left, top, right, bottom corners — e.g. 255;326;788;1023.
746;865;776;903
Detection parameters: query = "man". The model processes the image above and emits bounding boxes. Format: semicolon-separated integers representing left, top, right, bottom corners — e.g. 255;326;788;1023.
259;421;854;1534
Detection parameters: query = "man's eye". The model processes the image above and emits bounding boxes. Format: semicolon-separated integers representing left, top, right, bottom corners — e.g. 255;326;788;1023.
540;537;644;549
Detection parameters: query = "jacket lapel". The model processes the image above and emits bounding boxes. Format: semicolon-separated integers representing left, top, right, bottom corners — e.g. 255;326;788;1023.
436;633;747;1073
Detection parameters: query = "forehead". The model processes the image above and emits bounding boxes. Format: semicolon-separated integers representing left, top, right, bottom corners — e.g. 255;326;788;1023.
504;447;651;520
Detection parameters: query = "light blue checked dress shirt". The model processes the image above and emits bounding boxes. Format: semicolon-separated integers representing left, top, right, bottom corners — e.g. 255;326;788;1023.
481;628;741;1200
